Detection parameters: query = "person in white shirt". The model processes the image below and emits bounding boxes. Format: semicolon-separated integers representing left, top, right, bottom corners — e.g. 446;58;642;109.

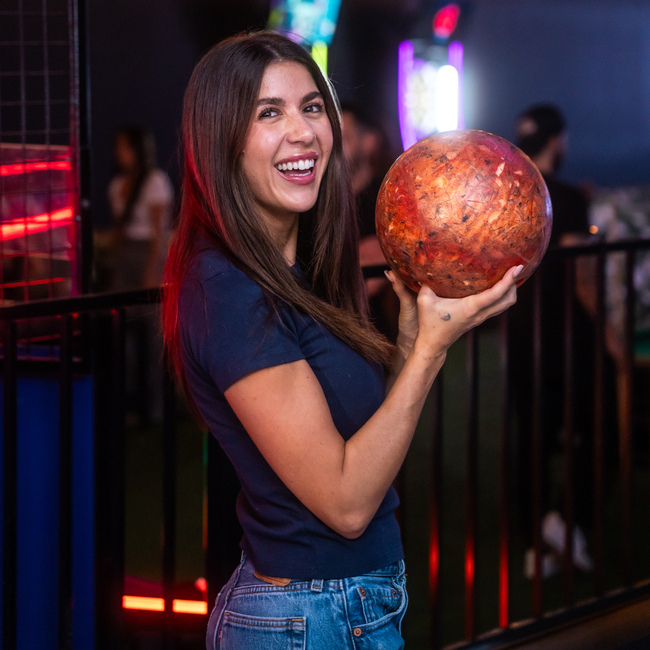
108;125;174;290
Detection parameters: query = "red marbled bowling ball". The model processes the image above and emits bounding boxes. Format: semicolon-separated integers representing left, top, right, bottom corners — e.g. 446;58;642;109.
375;129;553;298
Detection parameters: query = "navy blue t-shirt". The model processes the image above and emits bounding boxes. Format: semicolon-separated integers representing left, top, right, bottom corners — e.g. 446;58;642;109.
178;244;403;579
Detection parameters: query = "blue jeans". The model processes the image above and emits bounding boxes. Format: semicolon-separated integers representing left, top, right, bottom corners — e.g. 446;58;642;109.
206;553;408;649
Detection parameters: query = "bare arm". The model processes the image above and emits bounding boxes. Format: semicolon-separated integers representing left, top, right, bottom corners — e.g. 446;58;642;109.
141;203;165;288
562;232;625;367
225;265;521;539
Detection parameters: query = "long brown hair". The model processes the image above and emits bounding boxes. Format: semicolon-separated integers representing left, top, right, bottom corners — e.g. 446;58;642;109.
162;30;393;391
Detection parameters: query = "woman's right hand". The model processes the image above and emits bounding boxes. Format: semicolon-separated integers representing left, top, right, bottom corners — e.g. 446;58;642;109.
412;264;522;358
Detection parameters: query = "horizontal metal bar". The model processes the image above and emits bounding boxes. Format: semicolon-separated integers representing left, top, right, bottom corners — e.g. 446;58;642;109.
0;287;161;320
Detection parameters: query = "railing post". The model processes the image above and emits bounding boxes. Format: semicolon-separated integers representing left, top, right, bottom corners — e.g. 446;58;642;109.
498;313;511;629
562;256;576;604
464;329;479;641
429;375;443;649
620;248;637;585
2;320;18;650
531;269;544;616
593;248;607;596
162;361;177;648
94;308;127;649
59;314;74;649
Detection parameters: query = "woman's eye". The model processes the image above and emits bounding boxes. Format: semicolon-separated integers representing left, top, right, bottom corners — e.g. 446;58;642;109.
305;102;324;114
259;107;279;119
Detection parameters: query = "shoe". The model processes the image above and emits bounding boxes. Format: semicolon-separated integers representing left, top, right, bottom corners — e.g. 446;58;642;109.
523;548;560;579
542;510;593;572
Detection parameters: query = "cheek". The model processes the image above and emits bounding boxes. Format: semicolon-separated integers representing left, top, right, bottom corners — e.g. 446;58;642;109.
319;128;334;169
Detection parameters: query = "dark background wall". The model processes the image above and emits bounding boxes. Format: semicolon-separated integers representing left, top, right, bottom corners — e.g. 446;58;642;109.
86;0;650;228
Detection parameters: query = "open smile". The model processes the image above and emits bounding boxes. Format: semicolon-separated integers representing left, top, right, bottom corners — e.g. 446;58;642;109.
274;155;318;183
275;158;315;173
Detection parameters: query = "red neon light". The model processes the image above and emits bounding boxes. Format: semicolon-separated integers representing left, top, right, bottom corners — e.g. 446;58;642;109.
499;543;509;628
1;207;74;240
429;538;439;590
1;277;66;289
0;160;72;176
123;595;165;612
465;546;474;584
173;599;208;615
433;3;461;40
122;595;208;615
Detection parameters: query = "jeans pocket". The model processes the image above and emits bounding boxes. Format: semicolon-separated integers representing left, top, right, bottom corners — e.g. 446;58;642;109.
357;582;402;625
218;611;306;649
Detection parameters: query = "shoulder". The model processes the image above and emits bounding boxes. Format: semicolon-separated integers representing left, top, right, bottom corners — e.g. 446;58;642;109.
179;245;305;391
179;246;266;332
545;176;588;208
545;176;589;238
143;169;174;202
183;245;260;298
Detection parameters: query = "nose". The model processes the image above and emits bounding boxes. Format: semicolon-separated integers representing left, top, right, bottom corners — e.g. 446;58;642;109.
286;111;315;144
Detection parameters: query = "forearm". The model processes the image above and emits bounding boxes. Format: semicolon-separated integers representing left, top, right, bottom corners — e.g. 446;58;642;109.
385;330;416;393
336;343;447;537
228;268;519;539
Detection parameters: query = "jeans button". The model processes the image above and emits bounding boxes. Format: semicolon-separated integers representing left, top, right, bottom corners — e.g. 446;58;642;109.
353;628;363;637
358;587;366;596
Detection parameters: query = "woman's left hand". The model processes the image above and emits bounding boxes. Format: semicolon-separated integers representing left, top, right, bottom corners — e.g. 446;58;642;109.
385;270;418;352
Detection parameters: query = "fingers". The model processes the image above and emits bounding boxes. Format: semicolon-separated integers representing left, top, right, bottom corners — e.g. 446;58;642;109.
384;270;412;299
468;265;521;318
385;270;419;342
386;265;521;328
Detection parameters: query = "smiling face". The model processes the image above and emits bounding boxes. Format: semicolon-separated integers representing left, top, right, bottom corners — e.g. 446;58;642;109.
239;61;334;239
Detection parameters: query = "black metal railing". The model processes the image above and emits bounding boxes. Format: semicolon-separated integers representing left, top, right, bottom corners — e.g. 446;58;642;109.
2;239;650;649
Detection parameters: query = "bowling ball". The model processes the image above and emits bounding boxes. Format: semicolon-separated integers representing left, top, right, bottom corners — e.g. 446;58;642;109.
375;129;553;298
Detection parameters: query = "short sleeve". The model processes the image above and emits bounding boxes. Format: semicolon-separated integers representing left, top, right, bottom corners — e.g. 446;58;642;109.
143;170;174;207
179;259;305;394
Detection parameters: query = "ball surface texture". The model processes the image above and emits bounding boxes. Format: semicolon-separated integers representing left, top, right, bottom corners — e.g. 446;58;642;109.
375;129;553;298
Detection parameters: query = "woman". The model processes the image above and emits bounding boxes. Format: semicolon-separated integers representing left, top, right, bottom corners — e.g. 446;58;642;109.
108;125;174;290
162;30;521;649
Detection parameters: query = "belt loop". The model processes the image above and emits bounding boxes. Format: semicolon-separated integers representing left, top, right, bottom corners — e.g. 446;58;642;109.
310;579;323;592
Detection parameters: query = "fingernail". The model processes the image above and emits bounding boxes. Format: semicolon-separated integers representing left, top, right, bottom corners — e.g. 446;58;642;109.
513;264;524;278
384;270;393;281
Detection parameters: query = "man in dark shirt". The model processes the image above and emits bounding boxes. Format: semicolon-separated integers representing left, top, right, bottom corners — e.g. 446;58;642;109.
510;105;618;578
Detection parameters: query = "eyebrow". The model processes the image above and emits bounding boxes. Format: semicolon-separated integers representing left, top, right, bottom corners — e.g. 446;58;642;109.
257;90;323;106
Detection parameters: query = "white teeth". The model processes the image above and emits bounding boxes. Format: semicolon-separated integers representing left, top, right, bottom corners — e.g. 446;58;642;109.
276;159;314;172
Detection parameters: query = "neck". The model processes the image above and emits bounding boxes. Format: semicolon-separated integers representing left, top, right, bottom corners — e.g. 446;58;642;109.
531;149;555;176
264;214;299;266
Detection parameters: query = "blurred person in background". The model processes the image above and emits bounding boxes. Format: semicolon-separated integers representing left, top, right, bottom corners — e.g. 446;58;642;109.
107;124;174;291
510;104;619;579
341;101;399;341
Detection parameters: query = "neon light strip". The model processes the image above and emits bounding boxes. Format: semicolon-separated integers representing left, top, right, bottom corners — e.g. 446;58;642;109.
1;277;66;289
123;596;165;612
0;161;72;176
398;40;416;151
122;595;208;615
1;207;74;240
447;40;465;129
173;599;209;615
